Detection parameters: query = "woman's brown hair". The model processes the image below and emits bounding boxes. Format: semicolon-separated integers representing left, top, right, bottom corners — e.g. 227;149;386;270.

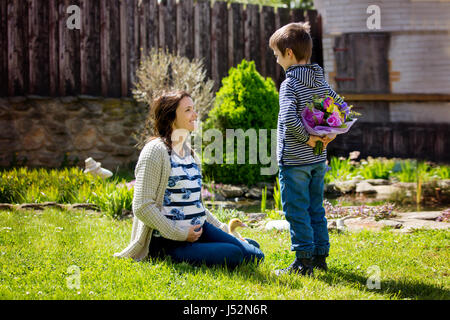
144;90;192;155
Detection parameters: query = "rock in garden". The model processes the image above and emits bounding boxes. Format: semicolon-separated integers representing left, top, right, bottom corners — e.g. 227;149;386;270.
372;185;402;200
356;181;377;194
218;185;245;199
378;219;403;229
265;220;290;231
246;213;267;223
70;203;100;211
396;211;443;221
18;203;44;210
213;193;226;201
392;219;450;233
365;179;390;186
334;180;358;194
0;204;15;211
437;179;450;189
392;182;416;189
245;187;263;199
327;220;337;231
343;217;385;232
324;182;341;195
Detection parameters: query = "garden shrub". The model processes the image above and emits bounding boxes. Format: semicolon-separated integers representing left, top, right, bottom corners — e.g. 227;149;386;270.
133;47;215;149
202;59;279;186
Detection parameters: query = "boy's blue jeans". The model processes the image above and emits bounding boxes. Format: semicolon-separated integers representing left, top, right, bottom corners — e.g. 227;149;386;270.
279;161;330;259
148;222;264;268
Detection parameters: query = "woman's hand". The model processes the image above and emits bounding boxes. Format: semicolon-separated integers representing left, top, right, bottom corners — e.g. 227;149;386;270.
186;224;203;242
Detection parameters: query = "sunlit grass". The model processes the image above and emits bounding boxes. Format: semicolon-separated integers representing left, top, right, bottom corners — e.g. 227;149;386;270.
0;208;448;300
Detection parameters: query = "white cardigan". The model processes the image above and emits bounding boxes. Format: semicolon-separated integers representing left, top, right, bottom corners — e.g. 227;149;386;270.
113;138;228;261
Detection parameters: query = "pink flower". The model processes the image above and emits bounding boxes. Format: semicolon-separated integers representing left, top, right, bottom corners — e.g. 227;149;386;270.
326;112;342;127
304;108;324;127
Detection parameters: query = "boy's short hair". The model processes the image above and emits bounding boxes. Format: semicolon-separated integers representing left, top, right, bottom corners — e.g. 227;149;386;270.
269;22;312;63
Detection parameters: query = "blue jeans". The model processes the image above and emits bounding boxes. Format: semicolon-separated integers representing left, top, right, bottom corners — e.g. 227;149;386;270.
148;222;264;268
279;161;330;259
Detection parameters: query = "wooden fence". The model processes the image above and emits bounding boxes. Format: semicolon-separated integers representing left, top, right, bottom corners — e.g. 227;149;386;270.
327;122;450;163
0;0;323;98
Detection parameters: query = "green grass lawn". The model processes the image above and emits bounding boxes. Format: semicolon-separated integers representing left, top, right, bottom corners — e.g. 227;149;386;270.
0;208;449;300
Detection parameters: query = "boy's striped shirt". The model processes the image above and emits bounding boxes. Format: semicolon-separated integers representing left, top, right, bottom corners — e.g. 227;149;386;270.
277;63;343;166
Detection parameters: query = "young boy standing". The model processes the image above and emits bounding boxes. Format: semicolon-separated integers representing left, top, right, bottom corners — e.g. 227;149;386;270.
269;22;341;276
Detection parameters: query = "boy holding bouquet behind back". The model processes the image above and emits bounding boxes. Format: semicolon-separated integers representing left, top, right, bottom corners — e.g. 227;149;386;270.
269;22;343;276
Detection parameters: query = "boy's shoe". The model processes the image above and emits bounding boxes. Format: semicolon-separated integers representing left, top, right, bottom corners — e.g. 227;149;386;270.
274;258;314;276
312;255;328;271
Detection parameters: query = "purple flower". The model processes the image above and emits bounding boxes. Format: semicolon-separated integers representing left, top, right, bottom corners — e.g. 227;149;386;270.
326;112;342;127
339;102;350;121
125;180;136;190
323;97;333;111
304;108;324;127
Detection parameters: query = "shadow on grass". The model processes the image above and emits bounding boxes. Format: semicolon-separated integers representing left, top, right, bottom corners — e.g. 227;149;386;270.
146;255;274;286
146;255;449;300
315;267;450;300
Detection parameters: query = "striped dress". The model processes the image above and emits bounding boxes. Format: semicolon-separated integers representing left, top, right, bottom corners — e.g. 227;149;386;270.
156;149;206;234
277;63;343;166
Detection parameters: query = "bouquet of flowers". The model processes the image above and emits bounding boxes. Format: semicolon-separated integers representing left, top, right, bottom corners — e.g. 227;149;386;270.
301;94;361;155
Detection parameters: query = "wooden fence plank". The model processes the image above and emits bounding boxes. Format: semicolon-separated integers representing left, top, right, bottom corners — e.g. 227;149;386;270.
28;0;50;95
276;7;291;28
228;2;244;68
59;0;80;96
147;0;159;51
0;1;8;96
49;0;59;96
291;8;305;22
119;0;128;96
100;0;121;97
211;0;228;91
244;4;261;72
177;0;194;60
125;0;138;96
260;6;275;79
274;7;291;88
100;0;109;97
7;0;29;96
306;10;323;66
159;0;176;53
138;0;147;56
80;0;100;95
194;0;211;79
138;0;159;59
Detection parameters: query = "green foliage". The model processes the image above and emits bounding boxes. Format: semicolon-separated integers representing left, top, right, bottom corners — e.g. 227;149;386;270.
324;157;356;184
273;176;282;211
202;59;279;185
261;186;267;212
324;156;450;185
358;157;395;180
209;206;246;224
0;167;134;218
430;165;450;180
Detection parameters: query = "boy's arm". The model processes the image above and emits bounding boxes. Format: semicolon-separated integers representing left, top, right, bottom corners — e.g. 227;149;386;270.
327;84;344;104
279;79;310;144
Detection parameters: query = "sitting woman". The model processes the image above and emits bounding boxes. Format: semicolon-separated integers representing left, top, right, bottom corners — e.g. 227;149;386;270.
114;90;264;268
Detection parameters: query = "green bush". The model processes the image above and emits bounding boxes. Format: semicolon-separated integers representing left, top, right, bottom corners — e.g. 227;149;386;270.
202;59;279;186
